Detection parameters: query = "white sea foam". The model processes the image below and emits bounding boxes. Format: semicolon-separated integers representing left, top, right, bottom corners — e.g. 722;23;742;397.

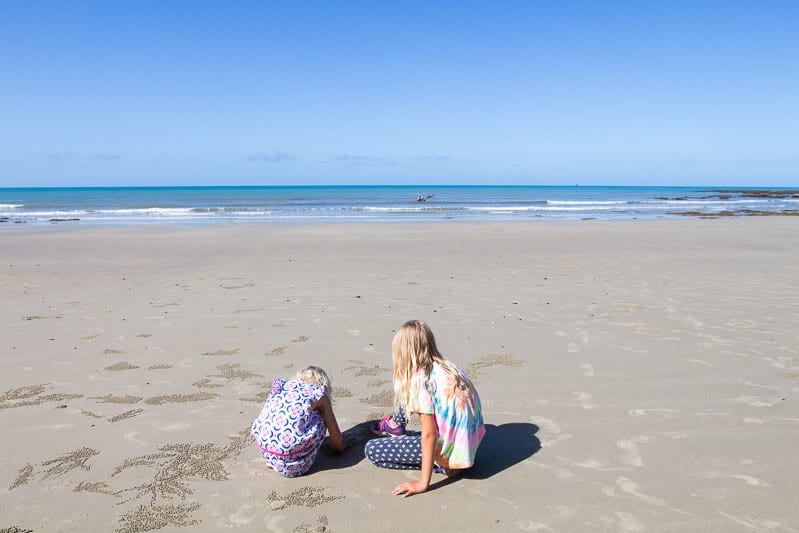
361;206;455;212
95;207;197;215
546;200;629;205
662;199;767;205
466;205;628;212
1;210;91;217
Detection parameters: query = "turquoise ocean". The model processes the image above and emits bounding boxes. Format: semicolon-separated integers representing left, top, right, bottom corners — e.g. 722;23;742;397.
1;186;796;226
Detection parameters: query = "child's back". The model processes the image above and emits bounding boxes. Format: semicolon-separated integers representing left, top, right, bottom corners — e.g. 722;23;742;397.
411;361;484;469
251;377;328;477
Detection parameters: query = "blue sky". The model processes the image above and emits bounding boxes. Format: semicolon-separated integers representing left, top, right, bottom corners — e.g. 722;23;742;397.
1;1;797;186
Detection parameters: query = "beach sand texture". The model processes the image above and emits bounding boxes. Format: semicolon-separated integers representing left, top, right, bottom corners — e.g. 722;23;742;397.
1;219;798;532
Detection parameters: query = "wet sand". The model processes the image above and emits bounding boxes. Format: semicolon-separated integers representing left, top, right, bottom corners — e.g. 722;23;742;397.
1;219;798;531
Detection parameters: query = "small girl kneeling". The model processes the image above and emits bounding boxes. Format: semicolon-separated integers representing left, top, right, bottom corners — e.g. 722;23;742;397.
251;366;345;477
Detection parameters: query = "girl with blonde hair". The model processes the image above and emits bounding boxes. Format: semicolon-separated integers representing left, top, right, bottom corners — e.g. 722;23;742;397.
365;320;485;496
252;365;345;477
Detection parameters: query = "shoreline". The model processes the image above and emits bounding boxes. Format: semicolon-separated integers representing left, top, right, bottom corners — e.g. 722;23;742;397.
2;218;797;531
3;186;799;227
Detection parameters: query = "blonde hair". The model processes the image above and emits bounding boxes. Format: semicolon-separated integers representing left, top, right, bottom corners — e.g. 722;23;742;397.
295;366;332;398
392;320;465;413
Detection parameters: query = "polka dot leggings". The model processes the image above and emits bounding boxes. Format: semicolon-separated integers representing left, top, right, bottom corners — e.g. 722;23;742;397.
364;435;422;470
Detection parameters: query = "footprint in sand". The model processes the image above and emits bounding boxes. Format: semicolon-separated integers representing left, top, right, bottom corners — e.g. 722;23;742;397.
686;358;715;368
573;391;597;410
615;511;645;532
735;395;780;408
691;487;731;501
291;336;310;343
603;477;665;506
742;380;779;391
580;363;594;377
717;511;795;531
693;471;770;487
628;408;682;418
560;456;631;472
266;346;287;356
531;415;573;448
617;436;654;467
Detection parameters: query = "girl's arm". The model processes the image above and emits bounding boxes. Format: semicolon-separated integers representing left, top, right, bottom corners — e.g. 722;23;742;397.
391;413;436;497
314;395;346;452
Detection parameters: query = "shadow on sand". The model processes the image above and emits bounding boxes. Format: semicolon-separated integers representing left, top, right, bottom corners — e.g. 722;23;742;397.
464;422;541;479
310;421;540;480
308;420;375;473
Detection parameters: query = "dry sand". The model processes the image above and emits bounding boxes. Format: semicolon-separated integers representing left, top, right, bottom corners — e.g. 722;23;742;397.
1;219;798;532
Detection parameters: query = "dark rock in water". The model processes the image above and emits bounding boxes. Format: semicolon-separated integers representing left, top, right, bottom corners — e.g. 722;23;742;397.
739;209;799;216
710;189;799;198
699;194;732;200
49;218;80;222
668;208;799;217
13;220;26;224
0;217;9;222
667;211;706;217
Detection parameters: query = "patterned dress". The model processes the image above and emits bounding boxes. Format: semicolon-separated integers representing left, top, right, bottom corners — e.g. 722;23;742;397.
251;378;327;477
409;362;485;469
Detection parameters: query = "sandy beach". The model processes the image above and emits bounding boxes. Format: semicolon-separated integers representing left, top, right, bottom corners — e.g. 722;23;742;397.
1;219;797;532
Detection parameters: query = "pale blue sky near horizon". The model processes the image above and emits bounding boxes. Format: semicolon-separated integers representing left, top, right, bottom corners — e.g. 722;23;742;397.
1;1;797;187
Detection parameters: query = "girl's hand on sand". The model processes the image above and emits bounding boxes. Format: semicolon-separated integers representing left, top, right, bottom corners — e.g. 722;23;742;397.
391;480;429;498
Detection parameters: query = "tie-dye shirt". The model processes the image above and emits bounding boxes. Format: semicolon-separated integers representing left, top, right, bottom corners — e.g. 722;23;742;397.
409;362;485;469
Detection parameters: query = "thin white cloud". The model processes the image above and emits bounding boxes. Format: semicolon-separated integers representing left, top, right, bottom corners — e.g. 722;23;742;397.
247;148;295;162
